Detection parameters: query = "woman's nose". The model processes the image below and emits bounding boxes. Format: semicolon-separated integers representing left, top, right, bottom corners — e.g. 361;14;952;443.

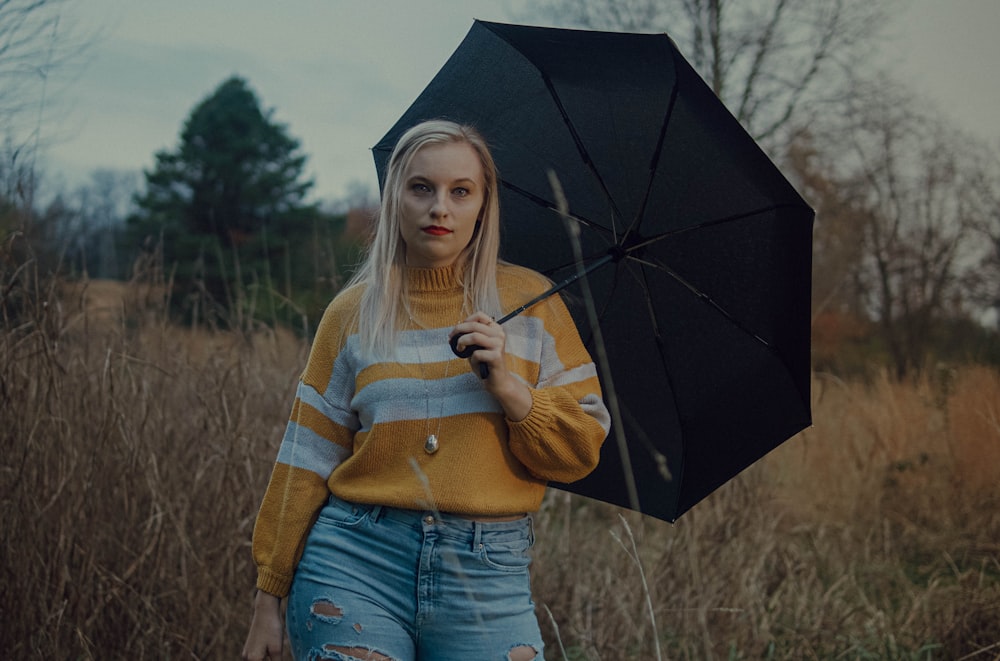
430;192;449;218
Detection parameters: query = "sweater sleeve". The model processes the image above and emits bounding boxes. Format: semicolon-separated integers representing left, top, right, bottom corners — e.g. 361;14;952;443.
251;300;359;597
506;291;610;483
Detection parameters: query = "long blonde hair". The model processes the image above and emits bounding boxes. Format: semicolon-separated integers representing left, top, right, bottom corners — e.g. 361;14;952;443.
348;119;504;358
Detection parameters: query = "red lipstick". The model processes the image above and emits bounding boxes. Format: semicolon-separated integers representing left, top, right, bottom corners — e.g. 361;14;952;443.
423;226;451;236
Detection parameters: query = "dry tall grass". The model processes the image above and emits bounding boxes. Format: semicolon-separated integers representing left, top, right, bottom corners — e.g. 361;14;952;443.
2;271;998;659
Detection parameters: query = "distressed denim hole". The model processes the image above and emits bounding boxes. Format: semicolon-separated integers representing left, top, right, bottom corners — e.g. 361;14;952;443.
311;599;344;623
321;644;395;661
507;644;539;661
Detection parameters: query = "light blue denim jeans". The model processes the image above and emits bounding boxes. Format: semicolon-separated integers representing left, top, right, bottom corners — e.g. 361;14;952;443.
286;494;544;661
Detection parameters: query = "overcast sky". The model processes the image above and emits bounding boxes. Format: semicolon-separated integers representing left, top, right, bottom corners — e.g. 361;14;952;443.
35;0;1000;205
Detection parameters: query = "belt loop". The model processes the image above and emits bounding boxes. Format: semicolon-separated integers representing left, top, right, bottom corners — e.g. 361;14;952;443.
472;521;483;552
369;504;385;522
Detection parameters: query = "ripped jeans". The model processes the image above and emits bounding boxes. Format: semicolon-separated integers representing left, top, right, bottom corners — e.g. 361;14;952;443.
286;494;544;661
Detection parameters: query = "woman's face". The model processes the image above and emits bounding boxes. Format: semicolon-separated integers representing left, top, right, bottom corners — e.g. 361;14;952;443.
399;141;485;269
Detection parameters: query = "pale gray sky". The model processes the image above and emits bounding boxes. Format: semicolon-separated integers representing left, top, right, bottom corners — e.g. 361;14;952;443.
36;0;1000;204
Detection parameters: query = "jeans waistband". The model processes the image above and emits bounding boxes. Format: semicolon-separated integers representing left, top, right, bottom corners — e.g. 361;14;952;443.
326;493;533;546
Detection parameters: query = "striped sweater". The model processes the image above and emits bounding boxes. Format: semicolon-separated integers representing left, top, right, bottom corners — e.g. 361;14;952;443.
252;263;610;597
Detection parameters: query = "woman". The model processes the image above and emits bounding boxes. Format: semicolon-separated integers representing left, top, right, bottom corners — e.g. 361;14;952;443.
242;120;610;661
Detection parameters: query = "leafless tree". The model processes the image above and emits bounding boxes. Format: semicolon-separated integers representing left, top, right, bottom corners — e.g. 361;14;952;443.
785;129;865;323
518;0;902;145
961;147;1000;329
0;0;92;167
51;168;137;278
825;80;991;377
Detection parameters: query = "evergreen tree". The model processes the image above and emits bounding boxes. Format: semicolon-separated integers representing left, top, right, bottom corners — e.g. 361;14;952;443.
129;76;321;328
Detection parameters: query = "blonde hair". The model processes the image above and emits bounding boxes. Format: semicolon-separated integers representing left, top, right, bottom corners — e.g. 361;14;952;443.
348;119;504;358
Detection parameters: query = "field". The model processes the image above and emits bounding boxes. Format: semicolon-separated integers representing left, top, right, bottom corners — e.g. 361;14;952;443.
2;277;999;659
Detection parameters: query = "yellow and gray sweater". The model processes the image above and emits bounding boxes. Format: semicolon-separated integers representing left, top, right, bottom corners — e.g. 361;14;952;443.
252;263;610;597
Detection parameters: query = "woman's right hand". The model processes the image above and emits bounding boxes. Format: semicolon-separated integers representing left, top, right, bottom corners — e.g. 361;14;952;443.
241;591;283;660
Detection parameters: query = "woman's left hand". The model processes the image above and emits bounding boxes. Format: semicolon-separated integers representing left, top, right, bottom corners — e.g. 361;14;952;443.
449;312;533;421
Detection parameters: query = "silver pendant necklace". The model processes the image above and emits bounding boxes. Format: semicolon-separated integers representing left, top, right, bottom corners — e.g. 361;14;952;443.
410;315;450;455
418;347;449;454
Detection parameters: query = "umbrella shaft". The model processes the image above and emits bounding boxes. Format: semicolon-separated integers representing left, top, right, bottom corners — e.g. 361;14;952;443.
497;253;615;325
450;252;614;379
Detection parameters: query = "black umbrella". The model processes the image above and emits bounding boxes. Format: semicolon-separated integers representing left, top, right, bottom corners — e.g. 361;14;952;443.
373;20;813;523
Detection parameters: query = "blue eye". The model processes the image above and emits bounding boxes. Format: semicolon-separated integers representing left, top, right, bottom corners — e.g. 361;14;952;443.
453;187;469;197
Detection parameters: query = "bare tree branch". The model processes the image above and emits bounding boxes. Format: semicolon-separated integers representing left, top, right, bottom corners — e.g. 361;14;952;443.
518;0;902;145
0;0;94;140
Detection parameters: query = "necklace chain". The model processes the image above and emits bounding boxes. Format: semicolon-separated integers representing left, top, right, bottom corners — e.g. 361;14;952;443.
409;314;450;455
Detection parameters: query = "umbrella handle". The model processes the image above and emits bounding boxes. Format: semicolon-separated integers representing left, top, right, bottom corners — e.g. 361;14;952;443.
449;333;489;379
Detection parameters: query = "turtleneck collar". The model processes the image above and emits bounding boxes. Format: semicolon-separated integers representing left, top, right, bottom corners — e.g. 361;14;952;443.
405;263;463;292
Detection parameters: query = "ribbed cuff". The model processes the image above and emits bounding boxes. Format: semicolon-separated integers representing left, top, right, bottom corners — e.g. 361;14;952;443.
256;566;292;598
507;388;552;439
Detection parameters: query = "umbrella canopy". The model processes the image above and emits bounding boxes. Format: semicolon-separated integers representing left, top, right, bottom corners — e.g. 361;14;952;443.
373;20;814;523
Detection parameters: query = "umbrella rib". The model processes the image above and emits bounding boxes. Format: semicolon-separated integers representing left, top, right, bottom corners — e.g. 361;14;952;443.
500;180;622;274
631;56;680;240
532;71;626;238
629;201;810;253
628;259;682;486
500;180;611;238
644;254;772;348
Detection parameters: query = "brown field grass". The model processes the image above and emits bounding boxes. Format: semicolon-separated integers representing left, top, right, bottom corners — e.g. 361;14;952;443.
2;275;999;659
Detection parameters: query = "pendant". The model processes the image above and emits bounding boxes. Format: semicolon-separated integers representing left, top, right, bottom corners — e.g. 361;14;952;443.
424;434;439;454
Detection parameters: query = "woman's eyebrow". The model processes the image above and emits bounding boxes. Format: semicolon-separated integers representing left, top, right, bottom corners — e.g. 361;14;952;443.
406;174;478;187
